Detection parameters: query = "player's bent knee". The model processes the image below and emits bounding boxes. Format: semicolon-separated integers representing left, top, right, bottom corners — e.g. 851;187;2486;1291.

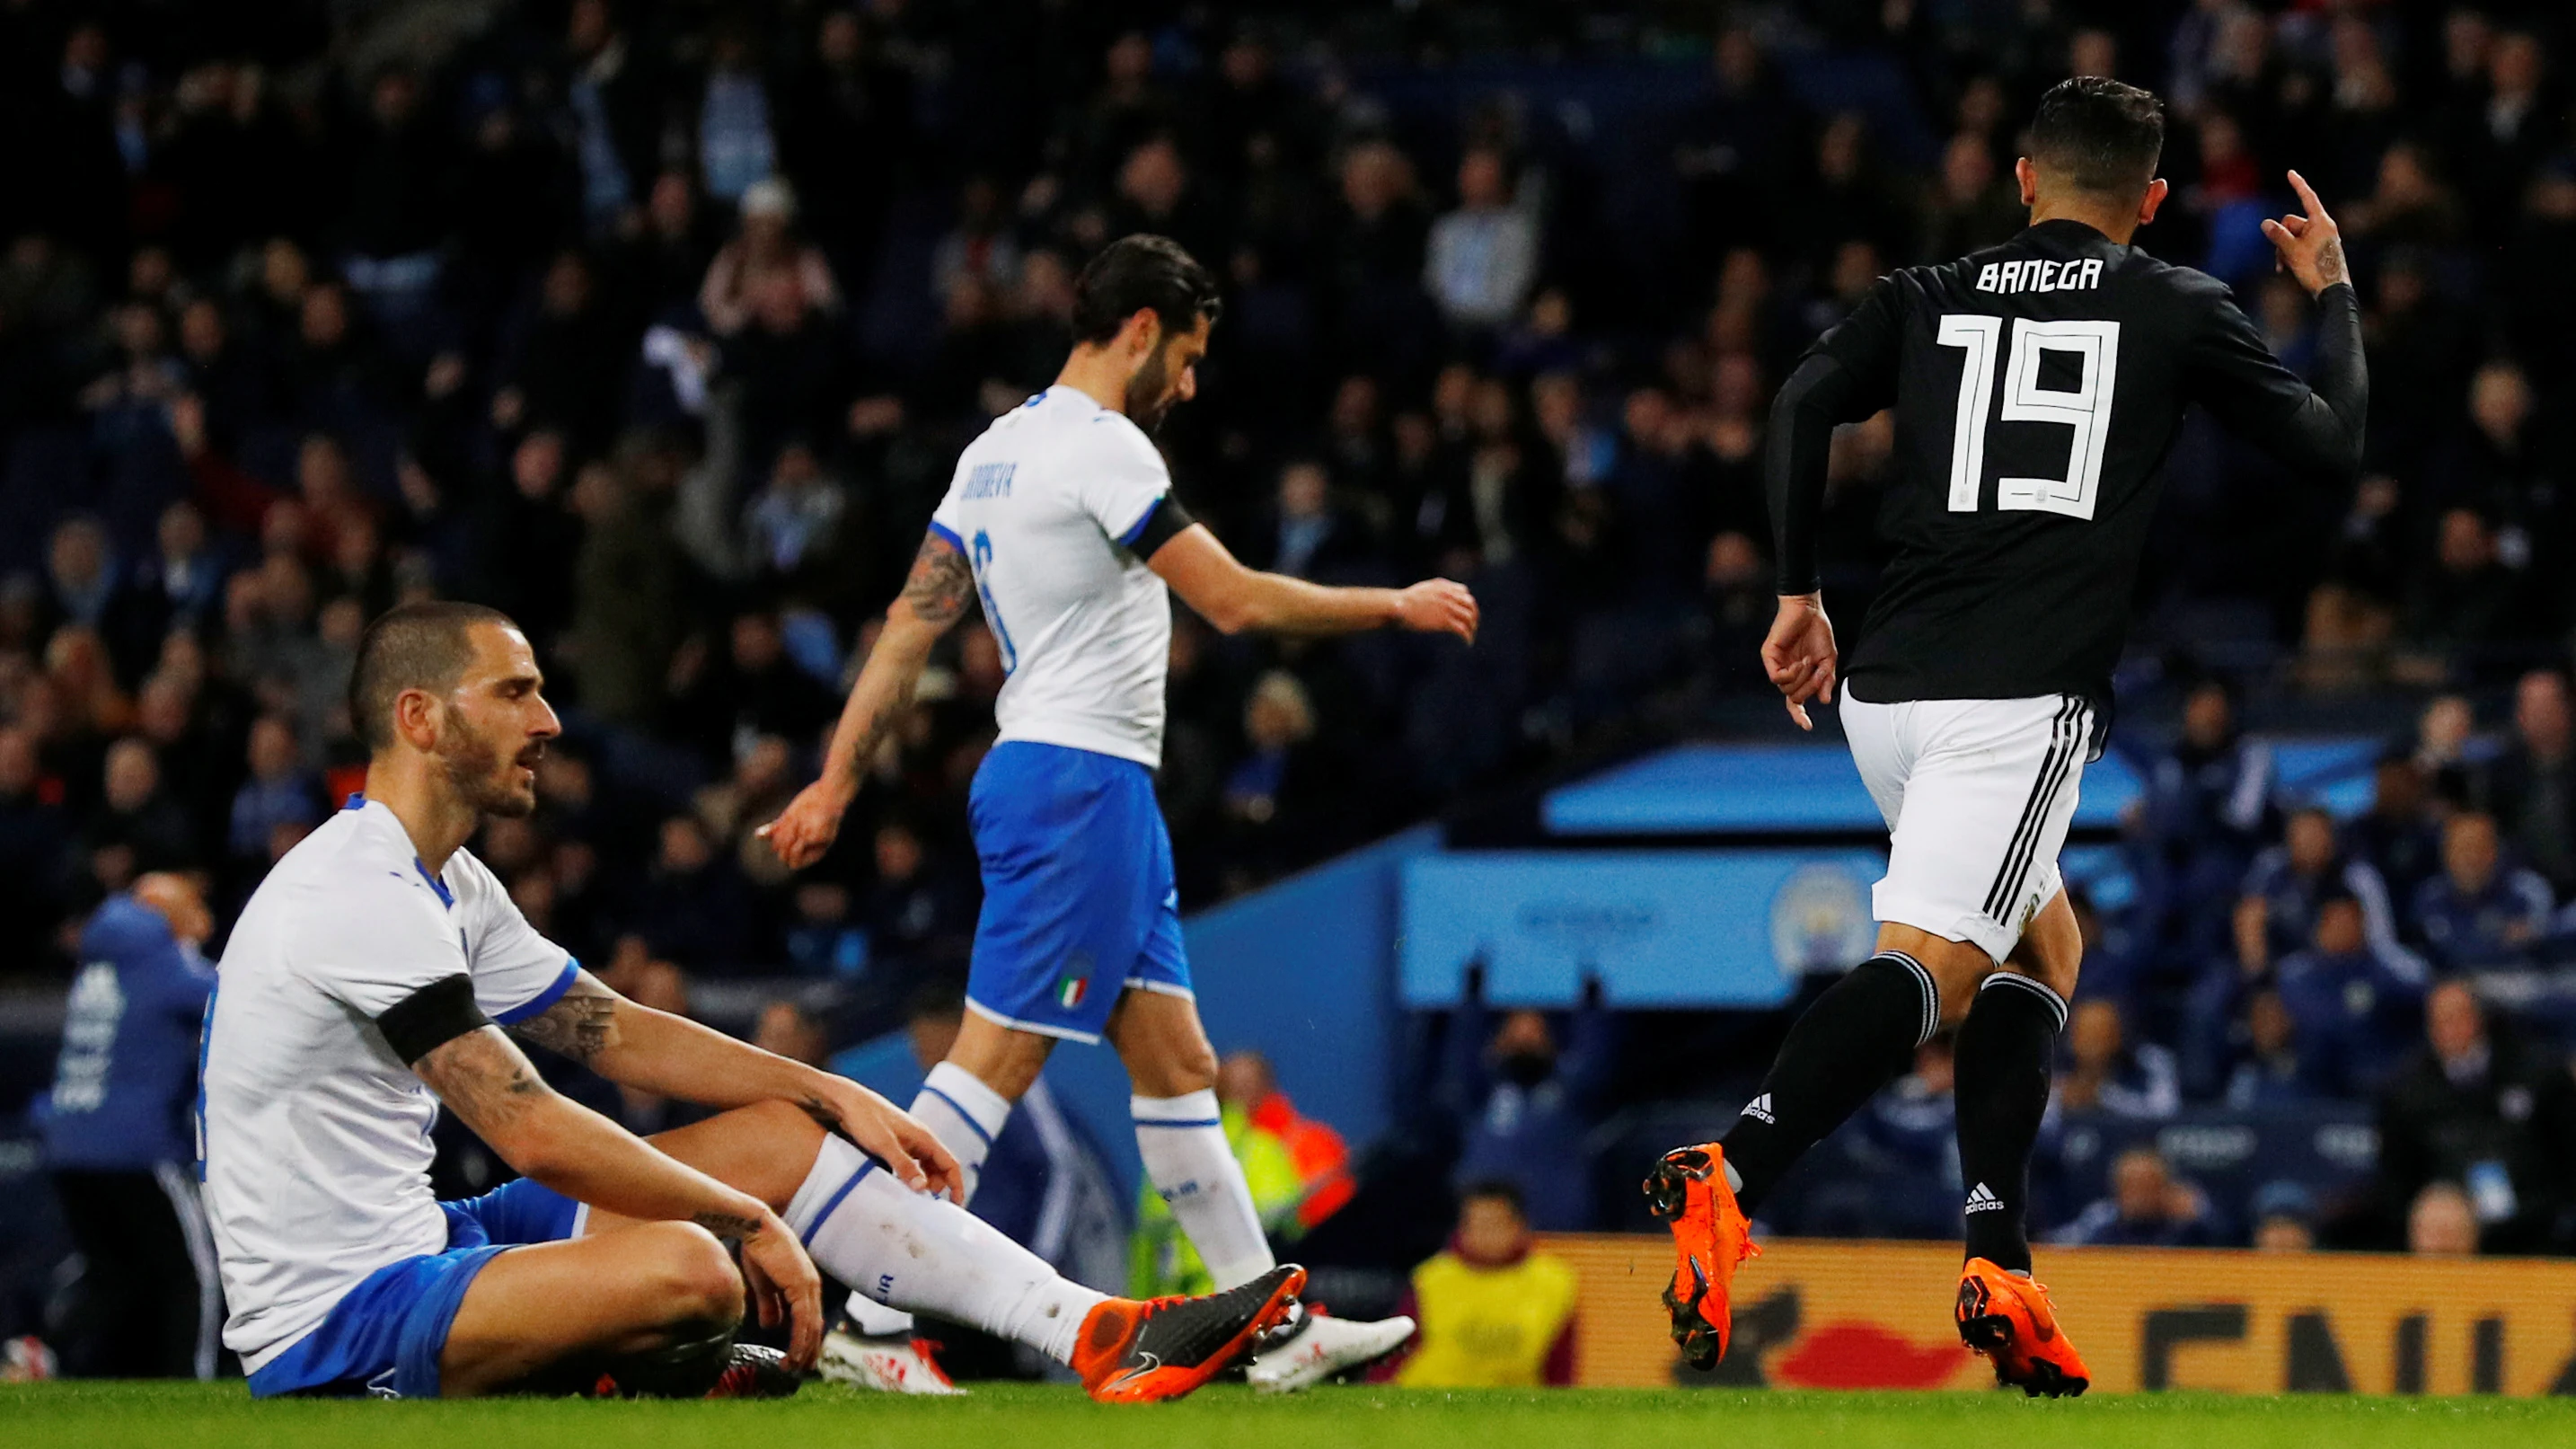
639;1222;745;1328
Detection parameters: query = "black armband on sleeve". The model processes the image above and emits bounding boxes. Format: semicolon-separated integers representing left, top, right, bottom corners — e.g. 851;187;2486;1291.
376;974;492;1065
1129;494;1197;559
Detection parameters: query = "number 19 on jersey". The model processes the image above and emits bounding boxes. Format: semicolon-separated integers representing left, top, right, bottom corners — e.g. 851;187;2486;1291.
1936;314;2121;522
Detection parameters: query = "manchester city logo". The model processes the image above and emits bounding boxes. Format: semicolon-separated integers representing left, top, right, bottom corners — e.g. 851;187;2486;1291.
1769;862;1873;977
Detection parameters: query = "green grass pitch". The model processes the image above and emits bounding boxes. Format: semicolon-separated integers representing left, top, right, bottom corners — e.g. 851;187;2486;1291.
12;1381;2576;1449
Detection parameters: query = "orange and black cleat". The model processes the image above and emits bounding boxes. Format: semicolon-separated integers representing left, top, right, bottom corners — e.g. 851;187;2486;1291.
1955;1257;2090;1398
1643;1143;1759;1370
1072;1263;1305;1403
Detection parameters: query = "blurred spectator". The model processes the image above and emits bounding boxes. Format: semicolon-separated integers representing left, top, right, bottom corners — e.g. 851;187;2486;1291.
2407;1180;2481;1258
2267;891;2427;1094
1796;1038;1960;1238
1218;1049;1354;1232
2056;998;2180;1120
623;814;754;968
2250;1180;2318;1253
2375;981;2576;1251
2052;1146;2222;1248
225;713;319;862
1383;1180;1576;1388
2481;670;2576;895
2224;989;2333;1108
699;178;837;336
2238;807;2410;973
2412;812;2554;972
2344;754;2442;910
752;998;827;1066
37;875;217;1378
1424;147;1539;334
1437;971;1615;1231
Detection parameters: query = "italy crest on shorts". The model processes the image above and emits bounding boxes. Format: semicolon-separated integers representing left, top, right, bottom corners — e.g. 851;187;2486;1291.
1055;974;1090;1010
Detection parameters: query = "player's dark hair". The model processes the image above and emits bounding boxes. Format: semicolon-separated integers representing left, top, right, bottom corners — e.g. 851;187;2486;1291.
1460;1178;1528;1218
2027;76;2164;195
348;600;517;751
1070;234;1222;346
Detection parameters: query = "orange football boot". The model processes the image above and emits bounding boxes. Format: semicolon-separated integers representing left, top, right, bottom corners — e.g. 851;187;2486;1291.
1072;1263;1305;1403
1643;1143;1759;1369
1955;1257;2090;1397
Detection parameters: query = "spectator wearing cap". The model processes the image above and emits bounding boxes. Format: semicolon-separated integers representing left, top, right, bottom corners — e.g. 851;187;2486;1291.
2250;1180;2318;1251
2412;811;2554;972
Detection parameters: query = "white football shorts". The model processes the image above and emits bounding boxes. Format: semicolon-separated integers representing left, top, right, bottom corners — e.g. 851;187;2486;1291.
1840;691;2098;963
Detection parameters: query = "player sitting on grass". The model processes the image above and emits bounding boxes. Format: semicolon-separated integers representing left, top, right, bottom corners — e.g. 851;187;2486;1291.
198;601;1300;1400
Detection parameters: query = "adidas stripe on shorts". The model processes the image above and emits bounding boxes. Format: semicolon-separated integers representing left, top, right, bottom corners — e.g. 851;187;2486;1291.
1840;691;2097;964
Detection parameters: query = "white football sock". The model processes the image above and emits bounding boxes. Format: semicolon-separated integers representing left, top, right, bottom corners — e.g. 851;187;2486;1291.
788;1134;1102;1365
914;1061;1012;1203
1133;1090;1275;1291
842;1063;1017;1337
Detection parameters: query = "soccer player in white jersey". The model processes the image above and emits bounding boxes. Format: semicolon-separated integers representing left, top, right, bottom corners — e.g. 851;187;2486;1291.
198;600;1301;1400
763;234;1478;1392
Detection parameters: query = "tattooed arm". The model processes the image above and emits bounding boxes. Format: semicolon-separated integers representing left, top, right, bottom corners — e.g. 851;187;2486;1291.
759;528;974;871
415;1024;780;1234
413;1023;825;1366
511;969;963;1198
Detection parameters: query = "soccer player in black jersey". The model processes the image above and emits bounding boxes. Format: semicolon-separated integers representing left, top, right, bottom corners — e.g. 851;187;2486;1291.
1645;77;2363;1396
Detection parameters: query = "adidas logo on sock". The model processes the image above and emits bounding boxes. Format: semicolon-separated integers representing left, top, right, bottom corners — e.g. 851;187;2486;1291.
1964;1182;2004;1214
1740;1093;1775;1124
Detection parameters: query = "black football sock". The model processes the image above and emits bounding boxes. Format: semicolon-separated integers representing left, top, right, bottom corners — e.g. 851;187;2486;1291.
1718;950;1940;1213
1954;971;2068;1274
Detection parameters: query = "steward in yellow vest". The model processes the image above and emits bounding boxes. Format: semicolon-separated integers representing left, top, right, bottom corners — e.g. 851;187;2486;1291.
1387;1180;1577;1387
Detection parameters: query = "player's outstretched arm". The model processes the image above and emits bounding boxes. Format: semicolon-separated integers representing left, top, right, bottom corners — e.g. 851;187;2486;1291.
410;1022;825;1367
1147;523;1478;641
510;970;963;1200
760;529;975;870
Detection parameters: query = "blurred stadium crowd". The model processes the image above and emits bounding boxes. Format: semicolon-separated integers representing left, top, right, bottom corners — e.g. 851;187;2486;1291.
7;0;2576;1270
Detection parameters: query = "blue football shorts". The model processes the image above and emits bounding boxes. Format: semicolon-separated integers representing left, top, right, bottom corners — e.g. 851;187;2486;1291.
246;1178;582;1399
964;740;1190;1045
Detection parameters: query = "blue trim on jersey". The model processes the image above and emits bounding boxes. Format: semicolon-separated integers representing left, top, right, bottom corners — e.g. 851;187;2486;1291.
926;519;966;554
193;977;217;1181
921;1086;994;1146
1135;1118;1222;1129
413;860;454;910
798;1161;878;1247
492;959;579;1027
1116;496;1164;547
1021;388;1049;408
342;793;366;810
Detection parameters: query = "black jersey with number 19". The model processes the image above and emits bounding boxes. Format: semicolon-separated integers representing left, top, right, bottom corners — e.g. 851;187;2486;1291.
1766;217;2366;705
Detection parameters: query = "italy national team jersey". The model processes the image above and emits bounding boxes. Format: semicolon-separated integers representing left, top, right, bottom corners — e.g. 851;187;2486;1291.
931;385;1175;767
198;798;578;1372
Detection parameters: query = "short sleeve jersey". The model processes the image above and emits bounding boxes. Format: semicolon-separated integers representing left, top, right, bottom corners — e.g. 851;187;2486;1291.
931;385;1174;767
198;798;578;1371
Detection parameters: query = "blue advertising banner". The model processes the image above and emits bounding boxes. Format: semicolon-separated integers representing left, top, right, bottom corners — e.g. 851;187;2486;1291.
1399;850;1890;1007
